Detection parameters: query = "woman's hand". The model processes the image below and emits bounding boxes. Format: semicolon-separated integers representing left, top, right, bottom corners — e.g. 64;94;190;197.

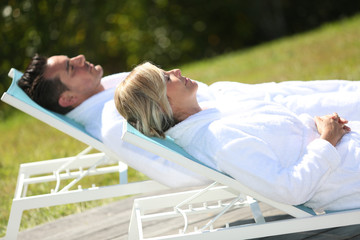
314;113;351;146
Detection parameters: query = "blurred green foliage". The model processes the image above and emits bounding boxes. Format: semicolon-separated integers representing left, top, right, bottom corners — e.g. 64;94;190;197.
1;0;359;117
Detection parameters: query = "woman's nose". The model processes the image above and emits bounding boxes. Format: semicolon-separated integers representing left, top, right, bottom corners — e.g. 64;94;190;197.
173;69;181;77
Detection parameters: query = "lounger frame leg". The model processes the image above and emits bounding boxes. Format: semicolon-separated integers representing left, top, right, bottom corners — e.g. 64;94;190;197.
129;202;144;240
5;203;23;240
4;151;168;240
248;196;265;224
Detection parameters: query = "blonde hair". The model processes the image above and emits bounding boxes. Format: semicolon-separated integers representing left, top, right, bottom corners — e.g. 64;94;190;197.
115;62;174;138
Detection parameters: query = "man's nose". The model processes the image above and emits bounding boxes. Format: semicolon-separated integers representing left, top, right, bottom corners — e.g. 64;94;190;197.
71;55;86;66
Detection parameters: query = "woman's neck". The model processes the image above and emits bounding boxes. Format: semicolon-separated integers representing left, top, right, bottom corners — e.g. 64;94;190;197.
174;104;202;122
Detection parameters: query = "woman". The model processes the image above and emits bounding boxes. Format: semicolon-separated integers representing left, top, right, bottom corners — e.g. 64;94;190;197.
115;62;360;211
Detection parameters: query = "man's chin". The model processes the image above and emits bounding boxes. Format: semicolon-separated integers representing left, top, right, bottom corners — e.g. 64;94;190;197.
95;65;104;77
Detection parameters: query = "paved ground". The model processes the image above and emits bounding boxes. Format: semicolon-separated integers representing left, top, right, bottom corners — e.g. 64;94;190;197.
5;187;360;240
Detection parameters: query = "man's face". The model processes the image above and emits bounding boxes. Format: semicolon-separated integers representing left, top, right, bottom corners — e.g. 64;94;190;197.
44;55;104;108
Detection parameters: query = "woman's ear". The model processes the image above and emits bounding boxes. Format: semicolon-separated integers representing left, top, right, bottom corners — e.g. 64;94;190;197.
58;91;78;107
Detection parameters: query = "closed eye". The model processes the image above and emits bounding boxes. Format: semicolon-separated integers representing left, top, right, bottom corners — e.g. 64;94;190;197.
70;65;75;75
66;60;75;75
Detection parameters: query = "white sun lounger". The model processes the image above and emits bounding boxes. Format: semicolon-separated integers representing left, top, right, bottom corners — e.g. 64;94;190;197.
3;67;360;239
122;122;360;239
1;68;169;240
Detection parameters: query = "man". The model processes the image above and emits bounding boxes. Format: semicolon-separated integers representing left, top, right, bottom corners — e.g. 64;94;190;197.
18;54;213;187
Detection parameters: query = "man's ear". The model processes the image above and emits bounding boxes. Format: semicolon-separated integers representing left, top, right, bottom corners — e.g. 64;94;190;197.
58;91;78;107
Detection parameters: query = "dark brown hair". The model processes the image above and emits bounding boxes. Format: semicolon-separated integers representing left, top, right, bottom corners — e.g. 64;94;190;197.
18;54;73;114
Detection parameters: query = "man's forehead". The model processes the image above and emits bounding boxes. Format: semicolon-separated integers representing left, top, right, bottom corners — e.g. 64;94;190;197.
44;55;68;79
47;55;68;65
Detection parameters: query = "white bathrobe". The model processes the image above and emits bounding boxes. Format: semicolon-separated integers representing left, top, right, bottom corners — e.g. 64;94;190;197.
209;80;360;120
67;73;360;197
167;95;360;211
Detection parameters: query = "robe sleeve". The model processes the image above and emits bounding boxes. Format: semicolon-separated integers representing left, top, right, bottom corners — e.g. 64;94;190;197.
214;126;341;205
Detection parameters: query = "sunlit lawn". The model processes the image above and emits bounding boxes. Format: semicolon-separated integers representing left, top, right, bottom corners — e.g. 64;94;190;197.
182;14;360;84
1;14;360;237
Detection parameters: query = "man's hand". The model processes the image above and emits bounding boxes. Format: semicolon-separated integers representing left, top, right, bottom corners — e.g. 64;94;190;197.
314;113;351;146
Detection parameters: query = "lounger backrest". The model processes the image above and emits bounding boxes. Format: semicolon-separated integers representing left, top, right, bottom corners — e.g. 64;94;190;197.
126;122;224;173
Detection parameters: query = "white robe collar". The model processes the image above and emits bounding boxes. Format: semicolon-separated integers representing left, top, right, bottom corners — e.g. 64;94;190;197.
166;107;221;146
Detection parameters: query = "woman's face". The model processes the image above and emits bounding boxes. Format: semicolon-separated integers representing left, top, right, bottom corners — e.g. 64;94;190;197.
163;68;198;106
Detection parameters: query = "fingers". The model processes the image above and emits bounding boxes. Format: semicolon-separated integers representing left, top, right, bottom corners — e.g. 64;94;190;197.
343;124;351;132
339;117;349;124
331;112;341;123
315;113;351;146
331;112;349;124
314;113;351;135
333;113;351;132
333;113;351;133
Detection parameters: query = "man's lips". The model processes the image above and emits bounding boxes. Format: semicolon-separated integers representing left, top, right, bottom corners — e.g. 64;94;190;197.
86;62;95;72
185;77;190;85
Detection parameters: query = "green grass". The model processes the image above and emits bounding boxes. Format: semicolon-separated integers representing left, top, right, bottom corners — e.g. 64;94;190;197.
181;15;360;84
0;112;149;236
1;14;360;237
